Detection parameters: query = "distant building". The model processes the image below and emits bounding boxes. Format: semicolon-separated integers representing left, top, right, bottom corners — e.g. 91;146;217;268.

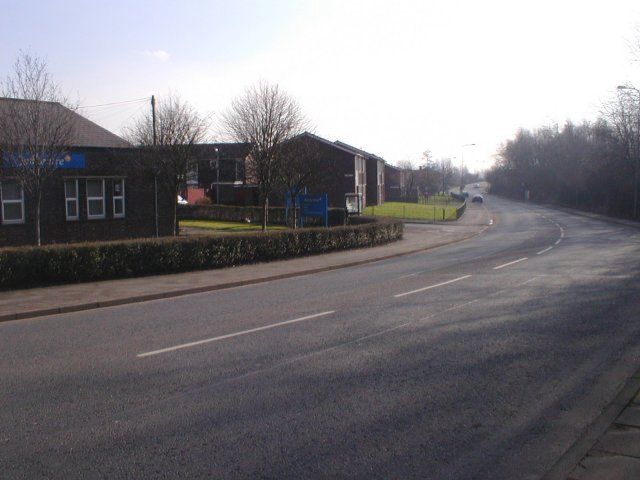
384;163;405;201
290;133;371;208
191;143;257;205
0;98;174;247
187;133;395;210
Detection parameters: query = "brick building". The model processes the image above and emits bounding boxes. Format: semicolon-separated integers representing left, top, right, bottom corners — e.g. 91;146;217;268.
334;140;386;207
188;133;396;210
0;98;174;247
384;163;405;201
191;143;257;205
286;133;370;208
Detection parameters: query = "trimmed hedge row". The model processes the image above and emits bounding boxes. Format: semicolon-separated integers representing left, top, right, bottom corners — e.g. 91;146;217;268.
0;217;403;290
177;203;348;226
178;203;289;224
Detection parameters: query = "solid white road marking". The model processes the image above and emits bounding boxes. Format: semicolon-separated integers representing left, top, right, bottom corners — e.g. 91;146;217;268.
394;275;472;298
493;257;528;270
137;311;336;358
537;246;553;255
555;239;561;245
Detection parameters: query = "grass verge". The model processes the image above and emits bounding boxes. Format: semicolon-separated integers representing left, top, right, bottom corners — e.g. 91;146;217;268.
180;220;287;232
364;201;458;221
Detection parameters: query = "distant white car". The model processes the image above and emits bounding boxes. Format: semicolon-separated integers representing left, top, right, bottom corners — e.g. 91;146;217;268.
177;195;188;205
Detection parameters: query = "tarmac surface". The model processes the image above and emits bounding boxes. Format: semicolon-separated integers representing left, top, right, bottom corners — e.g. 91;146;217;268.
0;202;490;321
2;195;640;479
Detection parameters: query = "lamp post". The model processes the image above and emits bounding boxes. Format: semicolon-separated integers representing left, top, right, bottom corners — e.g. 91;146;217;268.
617;85;640;218
460;143;476;193
214;147;220;205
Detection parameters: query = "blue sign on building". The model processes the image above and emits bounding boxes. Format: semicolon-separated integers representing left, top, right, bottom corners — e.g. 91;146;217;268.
2;152;86;169
57;153;86;169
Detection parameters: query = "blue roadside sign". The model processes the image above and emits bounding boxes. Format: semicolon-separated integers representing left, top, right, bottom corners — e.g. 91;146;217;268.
300;193;328;227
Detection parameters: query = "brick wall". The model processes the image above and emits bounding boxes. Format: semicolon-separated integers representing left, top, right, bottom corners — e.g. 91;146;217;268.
0;147;174;247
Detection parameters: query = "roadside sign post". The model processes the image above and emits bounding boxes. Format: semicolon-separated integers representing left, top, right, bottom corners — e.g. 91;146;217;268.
285;188;307;228
345;193;362;220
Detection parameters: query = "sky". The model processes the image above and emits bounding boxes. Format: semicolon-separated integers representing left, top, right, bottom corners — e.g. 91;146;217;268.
1;0;639;172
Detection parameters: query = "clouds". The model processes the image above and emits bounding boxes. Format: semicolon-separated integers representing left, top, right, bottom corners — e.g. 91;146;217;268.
141;50;170;62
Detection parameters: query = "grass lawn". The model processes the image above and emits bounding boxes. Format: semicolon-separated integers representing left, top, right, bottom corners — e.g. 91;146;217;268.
363;201;459;221
180;219;287;232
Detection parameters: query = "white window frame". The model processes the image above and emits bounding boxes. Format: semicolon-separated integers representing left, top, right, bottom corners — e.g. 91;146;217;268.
86;179;106;220
1;180;25;225
64;179;79;221
112;178;125;219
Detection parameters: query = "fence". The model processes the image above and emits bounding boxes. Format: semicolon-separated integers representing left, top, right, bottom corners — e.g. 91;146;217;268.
366;194;466;222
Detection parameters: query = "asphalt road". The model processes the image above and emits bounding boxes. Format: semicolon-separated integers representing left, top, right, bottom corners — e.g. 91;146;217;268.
2;195;640;479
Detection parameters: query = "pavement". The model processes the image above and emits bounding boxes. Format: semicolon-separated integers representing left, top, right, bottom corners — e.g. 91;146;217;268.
0;202;491;322
2;195;640;479
562;376;640;479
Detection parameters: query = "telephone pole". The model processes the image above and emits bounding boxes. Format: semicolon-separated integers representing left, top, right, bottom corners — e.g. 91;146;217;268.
151;95;157;146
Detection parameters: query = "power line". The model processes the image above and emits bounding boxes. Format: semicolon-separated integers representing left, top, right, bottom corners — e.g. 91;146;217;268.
79;97;149;109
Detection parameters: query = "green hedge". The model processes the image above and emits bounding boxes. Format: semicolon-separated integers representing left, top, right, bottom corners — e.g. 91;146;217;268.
177;203;347;226
0;217;402;290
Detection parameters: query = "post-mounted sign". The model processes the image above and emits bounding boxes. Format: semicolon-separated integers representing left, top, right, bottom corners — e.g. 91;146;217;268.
300;193;328;227
345;192;362;215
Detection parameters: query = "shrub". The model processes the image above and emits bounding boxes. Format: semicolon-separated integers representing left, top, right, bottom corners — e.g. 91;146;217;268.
0;217;402;290
177;203;348;226
194;196;212;206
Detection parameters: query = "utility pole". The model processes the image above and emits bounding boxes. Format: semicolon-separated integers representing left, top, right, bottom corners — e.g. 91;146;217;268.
151;95;157;146
152;95;159;237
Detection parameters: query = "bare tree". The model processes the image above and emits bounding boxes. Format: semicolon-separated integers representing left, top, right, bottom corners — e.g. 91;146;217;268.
438;158;455;193
222;82;307;231
397;160;418;199
0;53;76;246
125;94;209;235
603;87;640;216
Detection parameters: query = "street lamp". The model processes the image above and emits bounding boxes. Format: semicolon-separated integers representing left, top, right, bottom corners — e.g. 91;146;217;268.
617;85;640;218
460;143;476;192
214;147;220;205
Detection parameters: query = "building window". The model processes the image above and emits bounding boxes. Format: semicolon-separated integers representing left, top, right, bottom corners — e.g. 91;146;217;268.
86;179;105;219
113;179;125;218
1;180;25;224
64;179;79;221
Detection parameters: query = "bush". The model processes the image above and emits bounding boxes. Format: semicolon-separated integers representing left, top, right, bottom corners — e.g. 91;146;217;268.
0;217;403;290
194;196;212;205
178;203;348;226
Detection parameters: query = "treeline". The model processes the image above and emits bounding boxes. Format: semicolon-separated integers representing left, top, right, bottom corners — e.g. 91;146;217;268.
487;85;640;218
